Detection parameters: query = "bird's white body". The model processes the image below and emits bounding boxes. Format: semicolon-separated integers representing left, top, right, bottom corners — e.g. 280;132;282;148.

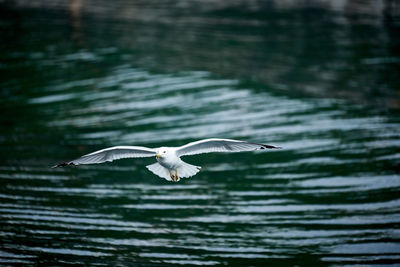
53;138;280;182
146;147;201;181
156;147;181;170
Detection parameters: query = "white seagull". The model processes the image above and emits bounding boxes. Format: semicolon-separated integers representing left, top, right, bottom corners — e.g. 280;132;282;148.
52;138;280;182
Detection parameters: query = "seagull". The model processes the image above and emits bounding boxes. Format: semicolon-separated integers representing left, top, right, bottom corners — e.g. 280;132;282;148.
52;138;280;182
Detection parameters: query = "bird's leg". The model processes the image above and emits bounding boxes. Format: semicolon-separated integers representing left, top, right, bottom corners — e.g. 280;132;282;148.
169;170;175;181
175;170;179;181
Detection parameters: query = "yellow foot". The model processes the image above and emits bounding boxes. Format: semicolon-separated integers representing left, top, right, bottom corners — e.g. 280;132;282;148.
169;170;179;182
169;171;175;181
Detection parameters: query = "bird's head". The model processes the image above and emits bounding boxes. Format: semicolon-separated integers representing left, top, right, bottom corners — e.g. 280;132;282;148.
156;147;169;159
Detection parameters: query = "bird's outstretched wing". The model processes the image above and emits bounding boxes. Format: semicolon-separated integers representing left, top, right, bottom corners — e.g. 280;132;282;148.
52;146;156;168
176;138;280;157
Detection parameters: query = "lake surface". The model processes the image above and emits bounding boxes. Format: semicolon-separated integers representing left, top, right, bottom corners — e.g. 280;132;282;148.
1;2;400;266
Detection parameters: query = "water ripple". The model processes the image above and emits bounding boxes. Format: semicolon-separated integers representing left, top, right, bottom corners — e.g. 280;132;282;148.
1;59;399;265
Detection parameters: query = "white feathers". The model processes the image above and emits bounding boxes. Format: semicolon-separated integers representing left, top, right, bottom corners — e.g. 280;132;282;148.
146;161;201;181
176;138;279;156
146;162;172;181
53;138;280;182
52;146;156;168
177;161;201;178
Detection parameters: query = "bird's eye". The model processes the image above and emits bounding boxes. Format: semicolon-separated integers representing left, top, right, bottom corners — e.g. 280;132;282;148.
163;151;166;153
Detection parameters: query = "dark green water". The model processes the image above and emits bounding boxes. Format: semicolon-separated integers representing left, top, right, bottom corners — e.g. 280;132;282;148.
1;3;400;266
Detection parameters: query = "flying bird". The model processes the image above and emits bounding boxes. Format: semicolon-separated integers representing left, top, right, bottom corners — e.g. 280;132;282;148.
52;138;280;182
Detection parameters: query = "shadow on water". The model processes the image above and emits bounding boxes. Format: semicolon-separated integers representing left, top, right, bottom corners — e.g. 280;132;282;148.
0;1;400;266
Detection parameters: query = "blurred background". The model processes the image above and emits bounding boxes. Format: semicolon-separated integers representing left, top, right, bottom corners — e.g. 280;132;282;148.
0;0;400;265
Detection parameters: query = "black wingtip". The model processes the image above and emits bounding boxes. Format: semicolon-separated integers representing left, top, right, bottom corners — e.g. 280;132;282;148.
51;162;66;168
260;145;282;150
51;162;75;168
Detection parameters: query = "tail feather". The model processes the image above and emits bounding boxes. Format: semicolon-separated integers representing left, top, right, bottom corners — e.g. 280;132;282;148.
146;162;172;181
146;161;201;181
177;161;201;178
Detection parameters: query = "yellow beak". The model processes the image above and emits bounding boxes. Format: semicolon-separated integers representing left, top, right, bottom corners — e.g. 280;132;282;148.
156;154;161;159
